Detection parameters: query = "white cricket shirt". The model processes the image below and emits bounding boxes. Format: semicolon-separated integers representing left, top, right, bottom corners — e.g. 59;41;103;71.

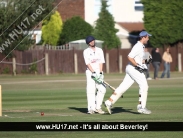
128;41;145;66
83;47;105;71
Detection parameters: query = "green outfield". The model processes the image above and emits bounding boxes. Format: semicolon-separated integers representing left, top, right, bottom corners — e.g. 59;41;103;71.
0;72;183;137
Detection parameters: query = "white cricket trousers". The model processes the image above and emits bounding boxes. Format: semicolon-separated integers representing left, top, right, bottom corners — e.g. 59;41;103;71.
85;70;106;111
111;64;148;108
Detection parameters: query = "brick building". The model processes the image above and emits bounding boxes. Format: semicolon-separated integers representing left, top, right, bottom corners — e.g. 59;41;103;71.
35;0;145;48
56;0;145;48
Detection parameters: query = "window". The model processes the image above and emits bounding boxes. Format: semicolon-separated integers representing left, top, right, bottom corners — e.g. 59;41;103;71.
94;0;113;16
134;0;143;11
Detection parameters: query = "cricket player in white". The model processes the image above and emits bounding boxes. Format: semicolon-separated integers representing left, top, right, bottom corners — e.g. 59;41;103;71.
104;31;152;114
83;36;106;114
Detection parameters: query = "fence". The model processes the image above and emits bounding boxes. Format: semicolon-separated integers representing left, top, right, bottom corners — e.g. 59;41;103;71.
0;47;183;75
29;44;71;50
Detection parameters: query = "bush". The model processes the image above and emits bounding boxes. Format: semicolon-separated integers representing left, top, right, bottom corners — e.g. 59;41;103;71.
59;16;94;45
2;67;10;74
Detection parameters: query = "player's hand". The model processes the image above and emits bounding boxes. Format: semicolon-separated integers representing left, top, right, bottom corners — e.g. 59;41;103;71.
135;64;147;73
91;72;98;81
91;72;103;84
98;72;104;80
96;78;103;84
145;56;153;64
97;72;104;84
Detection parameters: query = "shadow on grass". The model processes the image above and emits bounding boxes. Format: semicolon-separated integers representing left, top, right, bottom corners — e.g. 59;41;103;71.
69;107;140;114
69;107;88;114
111;107;140;114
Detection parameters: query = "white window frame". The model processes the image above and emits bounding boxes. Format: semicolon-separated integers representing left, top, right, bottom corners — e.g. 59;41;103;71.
134;0;143;11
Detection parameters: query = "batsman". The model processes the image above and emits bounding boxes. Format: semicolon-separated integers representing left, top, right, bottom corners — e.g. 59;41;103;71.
83;36;106;114
104;31;152;115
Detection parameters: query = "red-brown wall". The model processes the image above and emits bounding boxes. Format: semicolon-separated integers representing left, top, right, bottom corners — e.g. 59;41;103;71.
55;0;84;22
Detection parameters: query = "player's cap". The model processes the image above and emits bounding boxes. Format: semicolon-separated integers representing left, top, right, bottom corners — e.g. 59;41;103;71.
139;31;152;37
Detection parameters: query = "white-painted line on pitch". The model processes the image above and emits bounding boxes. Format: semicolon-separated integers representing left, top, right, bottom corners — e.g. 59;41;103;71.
1;76;183;85
0;79;86;84
4;115;25;119
58;115;73;116
4;114;47;121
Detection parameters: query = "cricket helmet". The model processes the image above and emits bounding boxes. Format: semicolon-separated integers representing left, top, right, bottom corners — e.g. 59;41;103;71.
85;36;95;44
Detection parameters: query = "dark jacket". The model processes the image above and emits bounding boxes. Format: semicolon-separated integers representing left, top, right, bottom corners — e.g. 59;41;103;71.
151;48;162;63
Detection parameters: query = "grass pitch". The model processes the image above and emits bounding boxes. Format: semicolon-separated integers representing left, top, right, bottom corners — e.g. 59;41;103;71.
0;72;183;137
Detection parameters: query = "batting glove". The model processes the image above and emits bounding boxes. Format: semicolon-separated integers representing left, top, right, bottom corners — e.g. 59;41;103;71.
98;72;104;80
97;72;104;84
135;64;147;73
91;72;103;84
145;56;153;64
91;72;98;81
96;78;103;84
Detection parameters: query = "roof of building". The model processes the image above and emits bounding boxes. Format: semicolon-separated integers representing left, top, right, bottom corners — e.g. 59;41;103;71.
117;22;144;32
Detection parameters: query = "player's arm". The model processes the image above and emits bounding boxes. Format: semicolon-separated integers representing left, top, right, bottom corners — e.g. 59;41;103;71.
83;50;95;73
142;58;146;64
87;64;103;83
99;49;105;73
98;50;105;83
128;46;141;66
86;64;95;73
99;63;103;73
143;53;152;64
128;56;138;66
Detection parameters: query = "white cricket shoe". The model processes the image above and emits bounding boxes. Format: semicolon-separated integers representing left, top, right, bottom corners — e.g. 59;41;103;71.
87;110;95;114
104;100;112;114
137;104;141;110
95;109;105;114
137;104;151;114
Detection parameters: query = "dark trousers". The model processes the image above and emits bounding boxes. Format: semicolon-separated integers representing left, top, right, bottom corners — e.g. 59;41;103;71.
152;62;160;79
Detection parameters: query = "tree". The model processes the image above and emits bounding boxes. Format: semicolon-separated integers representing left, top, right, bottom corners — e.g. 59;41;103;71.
93;0;121;49
141;0;183;47
0;0;54;57
59;16;93;45
42;11;63;46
